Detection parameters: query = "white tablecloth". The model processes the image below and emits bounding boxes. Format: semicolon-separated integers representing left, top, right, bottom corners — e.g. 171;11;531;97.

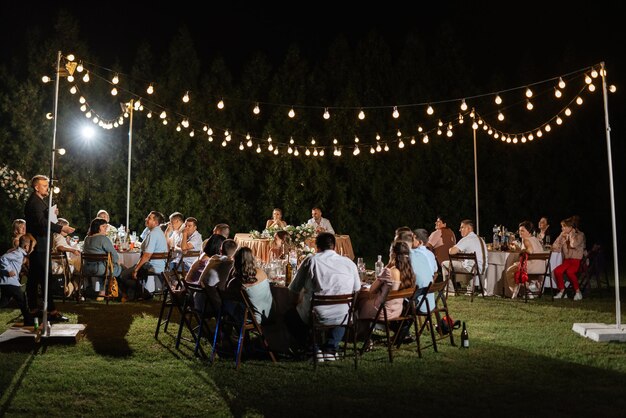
486;250;562;296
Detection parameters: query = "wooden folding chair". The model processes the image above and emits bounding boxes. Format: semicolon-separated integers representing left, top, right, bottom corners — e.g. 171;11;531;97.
519;252;553;302
175;280;216;359
310;292;358;369
174;250;201;281
359;287;421;362
78;252;116;304
211;287;277;369
155;270;187;339
447;252;485;302
50;252;72;303
424;280;456;347
139;251;171;300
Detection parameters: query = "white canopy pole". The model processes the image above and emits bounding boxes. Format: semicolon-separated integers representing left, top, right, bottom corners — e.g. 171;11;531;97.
42;51;62;337
473;123;480;236
126;99;133;231
600;62;621;328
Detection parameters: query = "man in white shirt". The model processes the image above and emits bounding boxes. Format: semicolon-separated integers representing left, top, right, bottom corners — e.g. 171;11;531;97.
307;207;335;235
441;219;488;289
173;217;203;272
286;232;360;358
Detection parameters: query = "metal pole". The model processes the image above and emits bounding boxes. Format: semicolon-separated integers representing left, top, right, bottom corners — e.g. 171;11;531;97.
126;100;133;231
472;114;480;236
600;62;621;328
42;51;62;337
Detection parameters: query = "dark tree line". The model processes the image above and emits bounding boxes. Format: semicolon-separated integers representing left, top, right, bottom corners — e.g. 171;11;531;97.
1;11;623;262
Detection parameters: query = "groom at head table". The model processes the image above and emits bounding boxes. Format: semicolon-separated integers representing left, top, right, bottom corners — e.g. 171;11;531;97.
307;207;335;235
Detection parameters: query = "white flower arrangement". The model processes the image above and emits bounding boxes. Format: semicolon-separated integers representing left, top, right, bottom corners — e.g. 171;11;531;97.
250;223;316;247
0;165;30;202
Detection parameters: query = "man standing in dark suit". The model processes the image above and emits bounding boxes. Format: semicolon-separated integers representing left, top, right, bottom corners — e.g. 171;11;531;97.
24;174;75;322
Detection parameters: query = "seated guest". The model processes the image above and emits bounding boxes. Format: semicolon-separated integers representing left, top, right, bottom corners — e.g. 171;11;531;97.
0;233;36;325
213;223;230;239
96;209;117;235
393;226;412;241
224;247;273;324
286;232;360;358
503;221;546;298
266;208;287;229
51;218;81;275
118;211;168;301
427;215;457;269
536;216;553;246
186;239;238;315
82;217;123;299
552;217;586;301
397;230;437;312
11;219;26;249
164;212;184;250
413;228;438;275
441;219;488;291
269;230;290;261
170;216;203;271
307;207;335;235
356;241;415;334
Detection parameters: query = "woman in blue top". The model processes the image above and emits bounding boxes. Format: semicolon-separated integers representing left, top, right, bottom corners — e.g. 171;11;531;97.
82;218;123;299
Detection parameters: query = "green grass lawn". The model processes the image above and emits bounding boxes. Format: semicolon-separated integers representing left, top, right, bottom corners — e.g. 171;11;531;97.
1;288;626;417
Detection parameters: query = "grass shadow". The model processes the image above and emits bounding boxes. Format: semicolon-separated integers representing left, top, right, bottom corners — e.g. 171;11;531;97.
60;300;161;357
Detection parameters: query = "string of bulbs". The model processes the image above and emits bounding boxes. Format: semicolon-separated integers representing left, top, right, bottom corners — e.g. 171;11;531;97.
44;54;616;156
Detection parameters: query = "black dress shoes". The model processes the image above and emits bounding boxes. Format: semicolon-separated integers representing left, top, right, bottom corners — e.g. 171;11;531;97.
48;312;70;323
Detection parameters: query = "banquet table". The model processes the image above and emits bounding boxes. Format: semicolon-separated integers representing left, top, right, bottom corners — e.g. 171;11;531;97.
486;249;562;296
117;250;141;268
234;233;355;262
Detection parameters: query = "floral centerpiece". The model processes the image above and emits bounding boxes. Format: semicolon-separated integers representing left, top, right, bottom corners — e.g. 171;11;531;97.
0;165;30;202
250;223;316;248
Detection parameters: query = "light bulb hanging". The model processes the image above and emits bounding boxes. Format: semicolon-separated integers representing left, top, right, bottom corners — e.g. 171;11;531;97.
147;84;154;95
460;99;468;111
82;72;90;82
323;108;330;119
253;103;260;115
182;91;190;103
392;106;399;118
358;109;365;120
495;94;502;105
288;108;295;118
112;74;119;85
426;105;434;115
217;99;225;109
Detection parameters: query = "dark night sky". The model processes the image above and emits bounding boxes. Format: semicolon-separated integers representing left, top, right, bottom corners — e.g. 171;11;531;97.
2;2;624;81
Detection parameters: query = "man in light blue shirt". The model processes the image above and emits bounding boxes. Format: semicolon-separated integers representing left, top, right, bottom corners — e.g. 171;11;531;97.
398;231;436;312
413;228;438;275
0;234;36;326
119;211;168;300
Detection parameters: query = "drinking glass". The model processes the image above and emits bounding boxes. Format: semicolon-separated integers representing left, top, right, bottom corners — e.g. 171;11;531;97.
357;257;365;272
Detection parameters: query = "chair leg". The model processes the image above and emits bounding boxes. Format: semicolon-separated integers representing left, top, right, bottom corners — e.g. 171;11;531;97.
154;286;169;339
210;311;222;364
235;315;247;370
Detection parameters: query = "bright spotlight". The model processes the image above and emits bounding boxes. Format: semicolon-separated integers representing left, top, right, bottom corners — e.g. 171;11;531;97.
81;126;95;140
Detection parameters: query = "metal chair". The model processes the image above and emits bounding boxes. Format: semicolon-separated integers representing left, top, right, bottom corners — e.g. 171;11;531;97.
518;252;553;302
50;252;72;303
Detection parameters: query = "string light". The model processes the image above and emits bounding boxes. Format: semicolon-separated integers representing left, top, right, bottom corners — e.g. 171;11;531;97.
556;116;563;125
383;143;389;152
554;88;562;98
42;75;51;83
159;111;167;119
460;99;468;111
67;75;74;83
239;142;244;150
147;84;154;95
585;75;592;84
305;148;310;156
423;135;429;144
217;99;225;109
181;119;189;128
70;86;77;94
495;94;502;105
609;85;617;93
588;84;596;92
376;143;382;152
288;107;295;118
111;87;118;96
398;139;405;148
256;145;262;153
323;108;330;119
525;87;533;98
76;62;83;72
576;96;583;105
353;145;360;155
253;103;260;114
558;77;566;89
498;111;504;121
591;68;598;78
426;105;434;115
82;72;90;82
526;100;533;110
79;104;87;112
564;108;572;116
112;74;119;85
182;91;190;103
189;130;195;137
358;109;365;120
392;106;399;118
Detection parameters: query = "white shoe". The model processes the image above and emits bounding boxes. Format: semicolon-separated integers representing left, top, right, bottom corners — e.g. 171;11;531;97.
554;290;565;299
528;282;539;292
324;352;337;361
573;291;583;301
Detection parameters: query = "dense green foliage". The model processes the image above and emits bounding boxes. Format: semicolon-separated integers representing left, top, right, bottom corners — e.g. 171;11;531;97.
1;11;621;260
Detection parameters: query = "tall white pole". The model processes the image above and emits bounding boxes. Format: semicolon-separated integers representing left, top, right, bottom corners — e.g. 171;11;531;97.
473;124;480;236
126;100;133;232
600;62;621;328
42;51;62;337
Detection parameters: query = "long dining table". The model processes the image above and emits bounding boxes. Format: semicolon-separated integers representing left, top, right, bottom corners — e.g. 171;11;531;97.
233;233;355;263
